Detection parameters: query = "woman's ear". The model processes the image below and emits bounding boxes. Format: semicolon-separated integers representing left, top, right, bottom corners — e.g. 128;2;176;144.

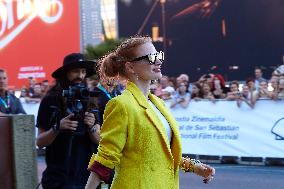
125;62;135;74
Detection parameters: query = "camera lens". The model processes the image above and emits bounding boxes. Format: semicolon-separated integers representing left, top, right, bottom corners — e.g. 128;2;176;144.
80;88;90;98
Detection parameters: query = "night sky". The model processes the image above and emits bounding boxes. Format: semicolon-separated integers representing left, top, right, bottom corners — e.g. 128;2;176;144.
118;0;284;81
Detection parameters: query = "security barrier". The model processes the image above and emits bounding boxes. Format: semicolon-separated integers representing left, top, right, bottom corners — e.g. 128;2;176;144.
165;99;284;158
22;100;284;159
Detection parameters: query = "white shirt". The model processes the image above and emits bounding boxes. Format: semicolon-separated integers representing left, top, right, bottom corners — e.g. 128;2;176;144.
148;100;172;144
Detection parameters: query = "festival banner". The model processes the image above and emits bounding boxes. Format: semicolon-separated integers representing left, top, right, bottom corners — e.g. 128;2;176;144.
166;99;284;158
0;0;80;88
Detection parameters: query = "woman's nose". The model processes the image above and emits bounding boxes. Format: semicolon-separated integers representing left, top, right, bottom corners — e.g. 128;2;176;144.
155;58;163;65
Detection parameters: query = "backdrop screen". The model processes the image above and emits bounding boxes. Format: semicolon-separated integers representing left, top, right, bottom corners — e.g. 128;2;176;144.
0;0;80;88
118;0;284;80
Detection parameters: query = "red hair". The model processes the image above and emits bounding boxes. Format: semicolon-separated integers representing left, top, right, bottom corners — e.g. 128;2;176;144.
212;74;226;90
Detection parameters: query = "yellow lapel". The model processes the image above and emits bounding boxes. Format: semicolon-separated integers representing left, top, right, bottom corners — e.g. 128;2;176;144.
145;106;171;148
148;93;182;170
148;93;180;143
125;82;148;109
126;82;181;161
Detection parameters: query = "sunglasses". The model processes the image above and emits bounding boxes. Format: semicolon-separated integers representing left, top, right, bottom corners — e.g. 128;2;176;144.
130;51;164;65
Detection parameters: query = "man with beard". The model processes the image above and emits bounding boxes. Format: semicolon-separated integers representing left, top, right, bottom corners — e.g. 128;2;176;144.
36;53;100;189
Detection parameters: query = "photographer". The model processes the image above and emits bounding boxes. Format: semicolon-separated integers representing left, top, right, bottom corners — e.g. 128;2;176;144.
36;53;100;189
170;82;190;108
226;80;241;100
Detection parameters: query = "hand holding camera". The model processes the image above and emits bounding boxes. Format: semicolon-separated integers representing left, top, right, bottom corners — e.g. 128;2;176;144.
84;112;96;128
214;79;221;89
60;114;79;132
178;98;185;103
232;91;242;98
259;88;267;95
59;112;97;132
62;83;101;135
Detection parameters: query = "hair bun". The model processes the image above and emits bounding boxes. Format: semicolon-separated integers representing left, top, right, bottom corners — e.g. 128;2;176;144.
102;53;121;78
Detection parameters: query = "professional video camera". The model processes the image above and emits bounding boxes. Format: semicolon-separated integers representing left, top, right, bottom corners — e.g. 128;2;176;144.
62;83;100;135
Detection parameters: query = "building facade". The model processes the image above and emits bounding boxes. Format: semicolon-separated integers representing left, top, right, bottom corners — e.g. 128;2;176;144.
80;0;103;51
80;0;118;51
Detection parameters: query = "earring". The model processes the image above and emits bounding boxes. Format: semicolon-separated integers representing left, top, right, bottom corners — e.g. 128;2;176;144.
134;73;139;81
151;80;157;84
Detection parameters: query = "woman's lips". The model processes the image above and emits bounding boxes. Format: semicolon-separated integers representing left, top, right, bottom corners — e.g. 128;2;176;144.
153;67;161;72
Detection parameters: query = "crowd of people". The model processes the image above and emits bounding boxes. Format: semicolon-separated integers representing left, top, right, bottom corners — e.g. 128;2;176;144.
6;60;284;113
8;66;284;111
151;67;284;109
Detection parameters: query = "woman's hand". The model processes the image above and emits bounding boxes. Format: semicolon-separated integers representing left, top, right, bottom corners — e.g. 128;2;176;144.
194;163;215;184
85;172;101;189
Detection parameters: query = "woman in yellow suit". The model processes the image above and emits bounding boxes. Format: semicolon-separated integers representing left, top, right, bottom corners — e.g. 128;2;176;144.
85;36;215;189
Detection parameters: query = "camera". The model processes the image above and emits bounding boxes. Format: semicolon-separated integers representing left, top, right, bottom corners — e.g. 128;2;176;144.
204;74;211;79
235;91;242;97
62;83;100;135
62;83;96;100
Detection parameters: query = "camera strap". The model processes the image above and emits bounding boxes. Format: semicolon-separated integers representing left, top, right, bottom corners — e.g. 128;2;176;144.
97;83;112;100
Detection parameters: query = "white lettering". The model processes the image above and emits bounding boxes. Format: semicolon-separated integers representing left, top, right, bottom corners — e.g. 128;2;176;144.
0;2;8;36
0;0;64;49
6;0;14;29
19;66;43;72
37;0;63;23
18;72;46;79
17;0;33;20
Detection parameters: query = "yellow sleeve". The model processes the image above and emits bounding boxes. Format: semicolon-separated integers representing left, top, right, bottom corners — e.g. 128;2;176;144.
88;98;128;169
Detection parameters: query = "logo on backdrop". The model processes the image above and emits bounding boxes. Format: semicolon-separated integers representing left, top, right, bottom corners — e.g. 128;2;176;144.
271;118;284;140
0;0;63;49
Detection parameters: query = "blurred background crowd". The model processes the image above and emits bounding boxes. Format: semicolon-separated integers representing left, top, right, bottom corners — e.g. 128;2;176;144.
12;62;284;113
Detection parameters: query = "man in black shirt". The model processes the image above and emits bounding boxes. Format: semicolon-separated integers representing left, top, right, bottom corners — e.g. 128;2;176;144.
0;69;26;115
36;53;100;189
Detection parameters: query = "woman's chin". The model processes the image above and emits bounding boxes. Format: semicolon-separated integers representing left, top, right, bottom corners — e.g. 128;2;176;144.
153;72;162;80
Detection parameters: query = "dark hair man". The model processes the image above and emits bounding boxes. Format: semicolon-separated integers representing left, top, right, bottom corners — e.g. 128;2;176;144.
254;68;266;90
36;53;100;189
41;79;50;95
0;69;26;115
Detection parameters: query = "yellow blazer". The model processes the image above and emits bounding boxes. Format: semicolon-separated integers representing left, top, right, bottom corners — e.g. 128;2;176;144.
89;82;182;189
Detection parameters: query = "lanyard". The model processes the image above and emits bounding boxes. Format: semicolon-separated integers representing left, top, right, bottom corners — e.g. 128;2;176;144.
97;83;112;100
0;94;10;109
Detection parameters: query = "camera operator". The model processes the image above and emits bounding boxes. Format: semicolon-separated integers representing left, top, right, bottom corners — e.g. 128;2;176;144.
36;53;100;189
